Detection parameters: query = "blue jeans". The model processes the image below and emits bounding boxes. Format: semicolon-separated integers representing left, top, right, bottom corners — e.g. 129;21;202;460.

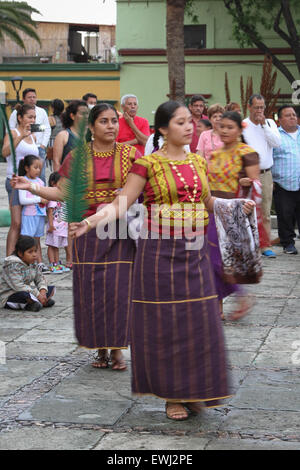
38;146;47;184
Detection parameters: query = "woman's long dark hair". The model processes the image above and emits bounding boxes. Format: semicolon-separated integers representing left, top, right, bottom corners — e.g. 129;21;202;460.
18;154;40;176
153;101;182;150
51;99;64;117
61;100;88;129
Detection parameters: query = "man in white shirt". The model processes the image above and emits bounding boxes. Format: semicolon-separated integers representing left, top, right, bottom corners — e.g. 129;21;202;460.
243;94;281;258
9;88;51;184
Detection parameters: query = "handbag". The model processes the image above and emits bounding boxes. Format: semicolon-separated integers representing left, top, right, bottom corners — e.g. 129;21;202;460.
46;147;53;160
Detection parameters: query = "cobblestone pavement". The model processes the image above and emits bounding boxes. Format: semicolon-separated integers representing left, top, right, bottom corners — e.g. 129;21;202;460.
0;163;300;450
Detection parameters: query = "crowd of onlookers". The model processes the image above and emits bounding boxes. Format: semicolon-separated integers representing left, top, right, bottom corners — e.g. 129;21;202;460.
0;87;299;313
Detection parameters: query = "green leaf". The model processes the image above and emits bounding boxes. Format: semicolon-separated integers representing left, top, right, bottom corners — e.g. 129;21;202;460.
0;1;41;50
64;116;89;223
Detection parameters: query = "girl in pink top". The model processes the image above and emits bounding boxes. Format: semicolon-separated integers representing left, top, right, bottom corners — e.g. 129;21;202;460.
196;103;225;160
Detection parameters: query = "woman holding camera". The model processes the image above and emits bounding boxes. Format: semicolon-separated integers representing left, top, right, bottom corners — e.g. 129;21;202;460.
2;103;39;256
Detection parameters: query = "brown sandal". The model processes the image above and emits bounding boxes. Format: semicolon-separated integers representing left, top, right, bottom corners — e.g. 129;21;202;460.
110;351;127;371
165;402;189;421
92;349;109;369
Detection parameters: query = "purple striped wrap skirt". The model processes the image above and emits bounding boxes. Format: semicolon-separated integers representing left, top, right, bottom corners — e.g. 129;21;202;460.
72;226;136;350
130;235;231;406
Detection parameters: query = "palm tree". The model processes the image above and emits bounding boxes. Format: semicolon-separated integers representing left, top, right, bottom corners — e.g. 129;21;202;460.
0;1;41;50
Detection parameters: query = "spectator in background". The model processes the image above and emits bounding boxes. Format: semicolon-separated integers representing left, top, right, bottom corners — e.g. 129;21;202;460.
117;94;150;154
188;95;208;153
196;103;224;160
198;118;212;135
272;105;300;255
52;100;88;270
82;93;98;110
9;88;51;185
47;99;65;165
52;100;88;172
243;94;281;258
225;102;242;114
2;104;39;256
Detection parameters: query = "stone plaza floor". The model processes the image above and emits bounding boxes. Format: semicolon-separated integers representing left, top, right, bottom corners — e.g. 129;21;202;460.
0;162;300;450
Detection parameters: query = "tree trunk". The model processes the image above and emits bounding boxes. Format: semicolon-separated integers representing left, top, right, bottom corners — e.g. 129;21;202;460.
166;0;187;103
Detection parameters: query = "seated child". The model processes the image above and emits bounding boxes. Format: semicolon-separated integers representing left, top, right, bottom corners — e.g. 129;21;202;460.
0;236;55;312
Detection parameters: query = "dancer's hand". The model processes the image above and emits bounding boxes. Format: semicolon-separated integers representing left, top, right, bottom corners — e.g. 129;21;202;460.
69;221;89;239
243;200;255;215
11;175;31;190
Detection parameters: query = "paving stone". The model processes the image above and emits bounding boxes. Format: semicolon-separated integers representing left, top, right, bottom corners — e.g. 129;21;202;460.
223;326;270;351
94;432;209;450
229;383;300;411
14;328;77;344
0;165;300;448
0;329;28;342
0;316;46;329
226;351;257;368
6;342;78;358
206;438;300;450
0;360;56;396
17;395;132;426
0;426;104;450
37;317;74;330
116;403;225;433
219;409;300;438
254;351;299;368
260;327;300;352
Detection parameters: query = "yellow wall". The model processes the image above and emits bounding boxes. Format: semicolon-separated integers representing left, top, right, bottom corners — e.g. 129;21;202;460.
0;64;120;113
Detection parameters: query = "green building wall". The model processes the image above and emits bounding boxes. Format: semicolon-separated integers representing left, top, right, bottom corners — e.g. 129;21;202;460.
116;0;298;125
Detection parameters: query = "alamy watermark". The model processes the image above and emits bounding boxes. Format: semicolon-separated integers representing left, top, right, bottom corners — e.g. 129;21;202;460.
95;197;207;250
291;341;300;366
292;80;300;105
0;341;6;365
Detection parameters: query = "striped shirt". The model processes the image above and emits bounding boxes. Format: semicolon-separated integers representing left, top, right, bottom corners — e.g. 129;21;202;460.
272;126;300;191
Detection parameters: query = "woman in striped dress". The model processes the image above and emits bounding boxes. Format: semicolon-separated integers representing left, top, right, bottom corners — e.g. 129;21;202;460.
69;101;255;421
12;103;140;371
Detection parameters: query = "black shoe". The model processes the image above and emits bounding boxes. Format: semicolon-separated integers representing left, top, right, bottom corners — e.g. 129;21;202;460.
25;302;42;312
44;299;55;308
283;244;298;254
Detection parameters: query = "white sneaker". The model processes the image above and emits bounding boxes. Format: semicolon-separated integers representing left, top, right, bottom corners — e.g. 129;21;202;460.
38;263;51;274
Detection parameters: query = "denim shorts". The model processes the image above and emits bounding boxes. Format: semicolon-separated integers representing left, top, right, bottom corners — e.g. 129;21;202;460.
21;215;45;238
5;178;20;207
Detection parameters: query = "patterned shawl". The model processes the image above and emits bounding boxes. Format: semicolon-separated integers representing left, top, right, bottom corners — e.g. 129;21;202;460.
214;198;263;284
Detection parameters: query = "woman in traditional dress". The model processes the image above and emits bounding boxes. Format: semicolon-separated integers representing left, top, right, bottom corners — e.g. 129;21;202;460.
207;111;260;320
12;103;140;371
68;101;255;421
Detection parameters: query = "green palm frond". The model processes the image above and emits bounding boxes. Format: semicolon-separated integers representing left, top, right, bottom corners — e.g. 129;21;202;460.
0;24;27;49
0;1;41;50
64;116;89;223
